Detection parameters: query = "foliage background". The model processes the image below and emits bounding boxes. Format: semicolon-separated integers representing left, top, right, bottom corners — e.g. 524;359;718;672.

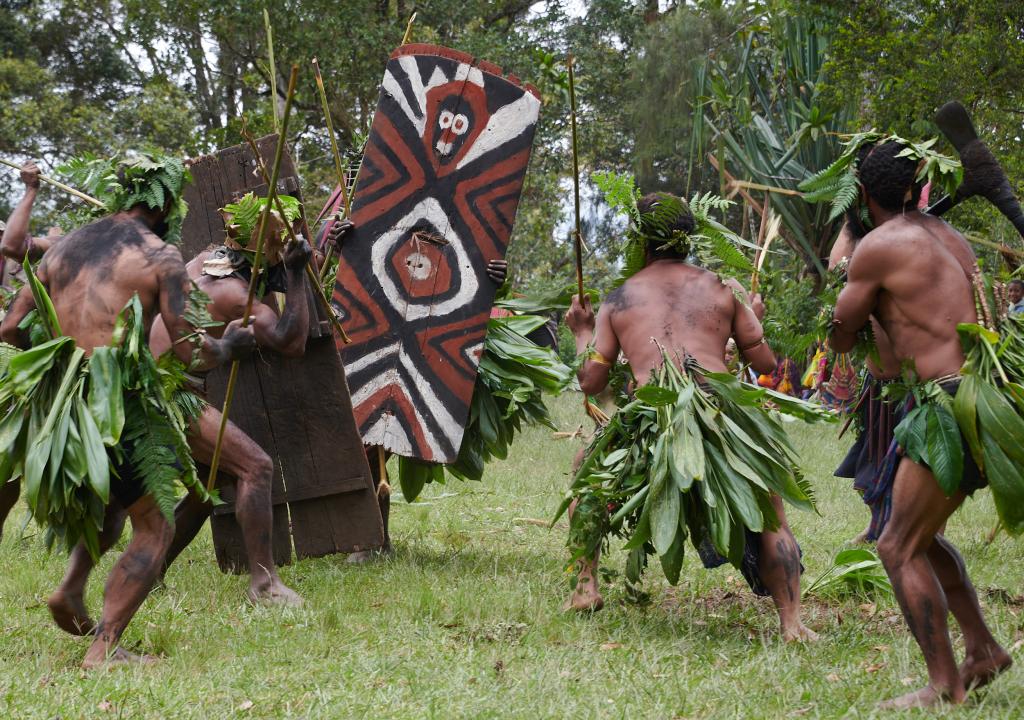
1;0;1022;300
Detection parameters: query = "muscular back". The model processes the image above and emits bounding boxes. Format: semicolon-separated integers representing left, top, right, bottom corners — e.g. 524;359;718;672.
35;215;185;355
604;261;757;383
835;214;977;380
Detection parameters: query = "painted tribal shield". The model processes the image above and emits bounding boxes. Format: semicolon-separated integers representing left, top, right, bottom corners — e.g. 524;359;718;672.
329;44;542;463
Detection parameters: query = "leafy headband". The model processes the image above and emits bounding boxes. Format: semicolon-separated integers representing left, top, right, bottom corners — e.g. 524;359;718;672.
593;171;760;287
799;131;963;222
57;152;193;246
220;192;302;250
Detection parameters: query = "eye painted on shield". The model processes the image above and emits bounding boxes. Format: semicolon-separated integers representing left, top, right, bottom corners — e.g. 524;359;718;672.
438;110;454;130
451;114;469;136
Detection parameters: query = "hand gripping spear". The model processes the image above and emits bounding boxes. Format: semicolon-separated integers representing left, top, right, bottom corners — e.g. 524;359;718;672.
567;55;609;426
205;64;299;493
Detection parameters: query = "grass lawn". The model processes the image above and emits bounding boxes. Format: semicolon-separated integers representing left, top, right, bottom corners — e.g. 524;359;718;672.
0;394;1021;719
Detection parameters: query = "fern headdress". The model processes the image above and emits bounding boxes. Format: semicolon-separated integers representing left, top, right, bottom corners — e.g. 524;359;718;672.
56;151;193;245
592;171;760;287
799;131;963;224
220;192;301;251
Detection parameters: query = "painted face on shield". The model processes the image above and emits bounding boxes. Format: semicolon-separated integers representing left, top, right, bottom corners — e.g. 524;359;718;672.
424;82;487;173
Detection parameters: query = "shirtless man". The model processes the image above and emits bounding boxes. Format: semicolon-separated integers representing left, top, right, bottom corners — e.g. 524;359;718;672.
0;191;254;667
830;140;1011;708
47;201;316;626
564;192;816;642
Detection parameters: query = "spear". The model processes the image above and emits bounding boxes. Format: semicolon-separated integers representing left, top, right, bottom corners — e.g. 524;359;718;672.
206;64;299;493
239;124;351;344
264;9;280;134
567;54;584;301
0;158;105;209
311;57;352;284
402;11;418;45
567;55;608;426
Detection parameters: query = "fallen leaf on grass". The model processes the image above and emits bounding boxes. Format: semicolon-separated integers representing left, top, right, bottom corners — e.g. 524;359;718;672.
790;706;813;716
826;673;841;682
901;677;915;686
238;700;254;711
858;603;877;617
863;662;887;674
872;645;890;652
98;701;114;711
494;660;505;675
600;642;624;650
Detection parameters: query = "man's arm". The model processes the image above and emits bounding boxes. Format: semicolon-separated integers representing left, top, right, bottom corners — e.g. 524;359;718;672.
0;258;44;347
730;288;776;375
247;240;312;357
2;162;47;262
566;292;620;396
830;241;886;353
156;246;254;369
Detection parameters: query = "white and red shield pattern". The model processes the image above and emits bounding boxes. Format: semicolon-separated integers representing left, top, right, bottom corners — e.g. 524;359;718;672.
328;45;542;463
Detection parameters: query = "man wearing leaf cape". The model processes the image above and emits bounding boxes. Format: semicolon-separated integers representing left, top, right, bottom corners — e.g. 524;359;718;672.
44;192;313;619
828;140;1013;709
0;155;255;668
560;192;828;642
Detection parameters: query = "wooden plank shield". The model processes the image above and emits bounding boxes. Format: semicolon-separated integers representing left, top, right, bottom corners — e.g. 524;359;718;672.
180;135;384;572
329;44;542;463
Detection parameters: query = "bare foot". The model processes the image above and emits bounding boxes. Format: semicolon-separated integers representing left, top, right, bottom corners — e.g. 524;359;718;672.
47;589;96;636
81;646;160;670
848;528;872;545
878;684;964;710
346;546;394;564
781;622;820;643
562;581;604;613
961;646;1013;690
247;579;303;607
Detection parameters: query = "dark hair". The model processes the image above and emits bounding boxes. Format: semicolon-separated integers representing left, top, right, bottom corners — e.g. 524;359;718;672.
636;192;695;261
1009;279;1024;289
858;140;923;212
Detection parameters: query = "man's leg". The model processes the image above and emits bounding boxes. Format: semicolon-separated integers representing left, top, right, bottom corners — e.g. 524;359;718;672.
926;534;1011;689
876;458;969;709
347;446;394;563
562;446;603;612
757;494;818;642
48;503;126;635
175;406;301;606
82;495;173;669
0;480;20;539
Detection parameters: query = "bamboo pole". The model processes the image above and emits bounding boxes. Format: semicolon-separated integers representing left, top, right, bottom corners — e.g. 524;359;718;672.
311;57;352;284
401;11;418;45
240;126;352;344
0;158;105;209
206;64;299;493
264;9;280;134
567;55;584;301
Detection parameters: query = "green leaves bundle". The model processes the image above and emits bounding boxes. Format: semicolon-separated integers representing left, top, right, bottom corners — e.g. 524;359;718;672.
0;266;209;558
556;349;833;587
397;313;572;502
221;192;301;249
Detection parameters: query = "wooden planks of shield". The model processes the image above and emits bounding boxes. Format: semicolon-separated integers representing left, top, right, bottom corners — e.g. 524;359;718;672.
181;135;383;573
330;44;542;464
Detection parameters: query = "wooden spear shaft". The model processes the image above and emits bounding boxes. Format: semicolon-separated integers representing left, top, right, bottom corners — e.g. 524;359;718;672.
0;158;105;209
264;9;280;134
240;128;352;344
206;64;299;493
311;57;352;284
401;11;418;45
567;55;584;301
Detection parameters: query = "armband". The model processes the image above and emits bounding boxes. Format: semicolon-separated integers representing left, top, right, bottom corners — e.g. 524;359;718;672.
588;349;612;366
739;337;765;352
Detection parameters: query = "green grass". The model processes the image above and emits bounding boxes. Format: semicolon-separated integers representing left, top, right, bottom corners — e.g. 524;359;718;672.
0;394;1021;719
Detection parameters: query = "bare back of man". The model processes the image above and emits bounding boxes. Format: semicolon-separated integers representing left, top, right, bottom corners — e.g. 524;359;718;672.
49;239;311;618
832;142;1011;709
567;251;815;642
1;208;253;669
